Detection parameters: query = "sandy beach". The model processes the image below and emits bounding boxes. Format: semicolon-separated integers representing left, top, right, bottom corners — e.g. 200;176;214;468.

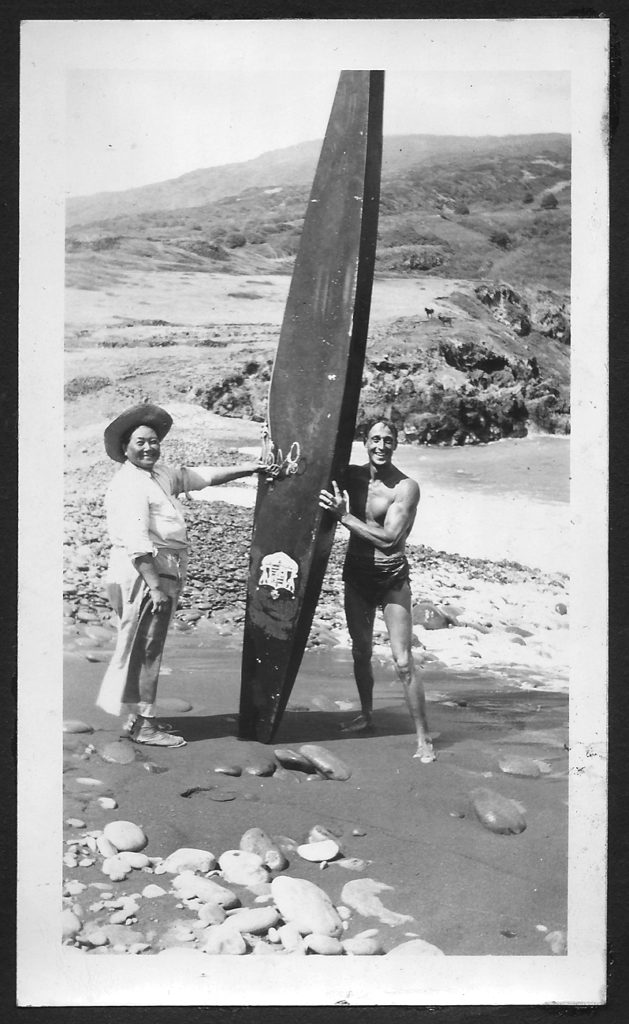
61;406;570;963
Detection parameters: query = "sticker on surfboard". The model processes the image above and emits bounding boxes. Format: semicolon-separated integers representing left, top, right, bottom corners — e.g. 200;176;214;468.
257;552;299;600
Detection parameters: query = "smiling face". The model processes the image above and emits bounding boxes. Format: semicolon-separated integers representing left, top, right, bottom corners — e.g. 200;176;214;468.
124;425;161;471
365;421;397;469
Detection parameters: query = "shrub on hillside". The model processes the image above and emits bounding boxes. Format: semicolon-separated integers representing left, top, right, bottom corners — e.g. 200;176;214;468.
453;200;470;215
225;231;247;249
489;230;513;250
64;376;111;400
540;191;558;210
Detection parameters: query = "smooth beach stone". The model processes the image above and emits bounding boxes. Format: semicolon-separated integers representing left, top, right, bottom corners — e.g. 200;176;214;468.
62;909;83;942
305;933;344;955
142;884;167;899
277;922;303;952
412;601;452;630
214;765;242;777
63;880;87;897
157;848;217;874
99;741;137;765
555;602;568;615
273;835;299;854
103;820;148;853
101;855;132;882
336;858;369;872
341;879;414;927
65;818;86;829
197;902;227;927
96;796;118;810
156;697;193;714
342;934;384;956
227;906;280;934
498;755;542;778
386;938;446;957
240;828;288;872
96;834;119;859
202;923;247;955
298;744;352;781
218;850;270;887
244;759;276;777
63;720;94;734
274;748;316;773
270;876;343;938
117;851;150;870
172;871;239;909
544;930;567;954
469;787;527;835
297;840;340;863
74;777;106;788
308;824;343;843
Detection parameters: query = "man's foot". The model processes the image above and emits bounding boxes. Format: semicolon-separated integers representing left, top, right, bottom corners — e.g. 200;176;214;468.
339;714;374;735
130;717;187;748
413;738;436;763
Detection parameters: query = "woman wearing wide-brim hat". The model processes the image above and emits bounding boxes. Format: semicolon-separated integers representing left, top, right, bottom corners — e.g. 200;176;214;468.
96;402;263;747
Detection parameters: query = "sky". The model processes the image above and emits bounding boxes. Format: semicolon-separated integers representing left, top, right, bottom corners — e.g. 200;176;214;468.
65;67;571;198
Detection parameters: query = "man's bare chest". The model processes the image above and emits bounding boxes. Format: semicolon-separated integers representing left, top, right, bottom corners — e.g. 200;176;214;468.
351;478;396;523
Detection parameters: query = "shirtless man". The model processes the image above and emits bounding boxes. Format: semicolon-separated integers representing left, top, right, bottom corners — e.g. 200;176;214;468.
319;419;435;762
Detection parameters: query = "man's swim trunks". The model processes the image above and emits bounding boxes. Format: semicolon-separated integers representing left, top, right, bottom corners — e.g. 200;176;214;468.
343;553;410;607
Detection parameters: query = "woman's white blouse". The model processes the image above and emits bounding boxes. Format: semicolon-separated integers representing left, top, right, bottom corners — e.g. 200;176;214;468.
105;461;209;557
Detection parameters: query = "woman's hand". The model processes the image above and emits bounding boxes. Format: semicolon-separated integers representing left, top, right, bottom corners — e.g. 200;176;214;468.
149;587;170;614
318;481;350;521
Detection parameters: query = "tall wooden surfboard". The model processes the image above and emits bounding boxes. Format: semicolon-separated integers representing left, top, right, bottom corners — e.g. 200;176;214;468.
239;70;384;743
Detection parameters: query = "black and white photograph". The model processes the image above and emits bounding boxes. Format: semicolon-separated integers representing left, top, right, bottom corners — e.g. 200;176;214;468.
18;18;608;1006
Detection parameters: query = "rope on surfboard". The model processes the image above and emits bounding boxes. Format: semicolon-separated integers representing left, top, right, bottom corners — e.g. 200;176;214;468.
259;423;303;481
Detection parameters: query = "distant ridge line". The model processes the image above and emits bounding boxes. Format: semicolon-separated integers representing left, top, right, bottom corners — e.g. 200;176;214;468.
66;132;570;228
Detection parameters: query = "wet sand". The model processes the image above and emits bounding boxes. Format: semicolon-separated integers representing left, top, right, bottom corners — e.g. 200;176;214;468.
63;618;568;958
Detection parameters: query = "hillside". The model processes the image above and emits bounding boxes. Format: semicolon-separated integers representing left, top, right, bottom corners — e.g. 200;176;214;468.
66;133;571;292
64;134;571;445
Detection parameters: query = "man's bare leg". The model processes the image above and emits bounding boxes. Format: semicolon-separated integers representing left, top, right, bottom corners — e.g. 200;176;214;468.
342;583;377;733
383;585;435;762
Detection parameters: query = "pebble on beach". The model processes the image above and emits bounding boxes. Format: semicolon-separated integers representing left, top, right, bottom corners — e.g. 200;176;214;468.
342;934;385;956
218;850;270;887
171;871;239;909
305;933;344;955
469;787;527;835
386;938;446;956
297;840;340;863
103;820;148;853
202;923;248;955
99;742;137;765
63;720;94;734
271;876;343;938
156;848;217;874
274;748;316;773
298;744;352;781
239;828;288;872
227;906;280;934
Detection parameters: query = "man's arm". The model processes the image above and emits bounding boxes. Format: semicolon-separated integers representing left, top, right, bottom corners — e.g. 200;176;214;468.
320;478;419;553
180;462;264;491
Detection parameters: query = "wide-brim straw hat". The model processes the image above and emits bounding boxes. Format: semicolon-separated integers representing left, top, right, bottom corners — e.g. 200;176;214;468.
104;403;173;463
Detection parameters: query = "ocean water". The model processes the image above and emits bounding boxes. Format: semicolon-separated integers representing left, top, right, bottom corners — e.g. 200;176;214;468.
207;435;571;574
386;436;570;573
